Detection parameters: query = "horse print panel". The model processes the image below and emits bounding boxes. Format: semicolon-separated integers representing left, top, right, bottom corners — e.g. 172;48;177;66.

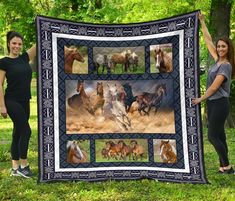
150;43;173;73
64;45;88;74
36;11;208;183
153;139;177;163
92;46;145;74
66;140;90;163
96;139;148;162
66;80;174;134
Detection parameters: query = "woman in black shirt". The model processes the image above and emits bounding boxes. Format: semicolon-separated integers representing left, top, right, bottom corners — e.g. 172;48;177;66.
0;31;36;178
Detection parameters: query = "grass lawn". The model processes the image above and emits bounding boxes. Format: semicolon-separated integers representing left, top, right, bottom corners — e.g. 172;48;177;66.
0;79;235;201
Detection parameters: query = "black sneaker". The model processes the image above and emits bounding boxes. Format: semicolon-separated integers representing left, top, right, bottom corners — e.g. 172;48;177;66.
19;165;33;177
10;169;21;177
10;168;30;178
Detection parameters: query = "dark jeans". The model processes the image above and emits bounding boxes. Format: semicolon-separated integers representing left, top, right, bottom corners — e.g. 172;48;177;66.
207;97;230;167
5;99;31;160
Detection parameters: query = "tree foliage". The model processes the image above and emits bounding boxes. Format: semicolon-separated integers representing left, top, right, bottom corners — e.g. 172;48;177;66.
0;0;233;49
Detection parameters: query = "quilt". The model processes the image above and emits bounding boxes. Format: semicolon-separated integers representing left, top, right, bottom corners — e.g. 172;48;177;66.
36;11;208;183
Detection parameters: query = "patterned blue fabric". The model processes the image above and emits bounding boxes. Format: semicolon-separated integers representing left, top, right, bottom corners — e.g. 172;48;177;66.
36;11;208;183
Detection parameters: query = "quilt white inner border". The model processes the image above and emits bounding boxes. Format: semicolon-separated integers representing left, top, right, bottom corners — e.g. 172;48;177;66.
52;30;189;173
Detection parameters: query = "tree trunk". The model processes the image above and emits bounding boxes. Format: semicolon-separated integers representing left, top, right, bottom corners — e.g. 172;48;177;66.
209;0;232;41
227;81;235;128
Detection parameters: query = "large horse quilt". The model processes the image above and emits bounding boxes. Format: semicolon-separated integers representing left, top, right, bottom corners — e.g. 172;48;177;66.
36;11;208;183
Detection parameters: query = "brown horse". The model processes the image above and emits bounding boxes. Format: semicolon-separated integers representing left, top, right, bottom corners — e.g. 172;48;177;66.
110;50;131;72
154;48;172;73
101;148;109;159
93;82;105;114
67;81;94;114
118;140;133;160
105;140;122;160
76;81;94;115
136;83;167;115
64;46;85;73
130;140;144;161
159;140;177;163
67;140;88;163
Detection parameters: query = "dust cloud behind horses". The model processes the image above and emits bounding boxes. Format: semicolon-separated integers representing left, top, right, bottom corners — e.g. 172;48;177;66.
66;81;175;134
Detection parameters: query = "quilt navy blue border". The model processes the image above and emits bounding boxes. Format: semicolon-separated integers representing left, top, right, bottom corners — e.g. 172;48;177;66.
36;11;208;183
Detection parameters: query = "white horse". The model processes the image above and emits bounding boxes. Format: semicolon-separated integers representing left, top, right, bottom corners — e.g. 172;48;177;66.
104;84;131;131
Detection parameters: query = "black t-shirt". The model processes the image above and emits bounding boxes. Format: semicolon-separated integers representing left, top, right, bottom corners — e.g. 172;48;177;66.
0;53;32;101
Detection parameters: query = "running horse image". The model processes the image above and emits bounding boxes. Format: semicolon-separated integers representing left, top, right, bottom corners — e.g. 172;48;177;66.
103;84;131;131
67;81;94;115
122;83;136;113
136;83;167;115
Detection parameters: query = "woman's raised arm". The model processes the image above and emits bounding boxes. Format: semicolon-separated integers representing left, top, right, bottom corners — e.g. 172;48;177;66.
198;12;218;61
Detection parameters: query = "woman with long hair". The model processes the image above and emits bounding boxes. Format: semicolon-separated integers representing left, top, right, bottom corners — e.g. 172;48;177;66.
193;12;235;174
0;31;36;178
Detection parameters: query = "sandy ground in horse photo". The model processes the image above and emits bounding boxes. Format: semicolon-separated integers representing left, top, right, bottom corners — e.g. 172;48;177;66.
66;105;175;134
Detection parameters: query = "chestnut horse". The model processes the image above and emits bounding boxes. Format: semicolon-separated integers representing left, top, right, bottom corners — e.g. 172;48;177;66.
76;81;94;115
64;46;85;73
154;48;172;73
130;140;144;161
105;140;122;160
67;140;88;163
110;50;131;72
93;82;105;114
159;140;177;163
118;140;133;160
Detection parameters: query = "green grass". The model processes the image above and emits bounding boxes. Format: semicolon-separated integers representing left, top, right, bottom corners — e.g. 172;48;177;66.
0;79;235;201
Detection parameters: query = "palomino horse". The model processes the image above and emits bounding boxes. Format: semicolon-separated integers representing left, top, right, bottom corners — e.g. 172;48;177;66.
67;140;88;163
159;140;177;163
136;83;167;115
64;46;85;73
93;82;105;114
154;48;172;73
104;84;131;131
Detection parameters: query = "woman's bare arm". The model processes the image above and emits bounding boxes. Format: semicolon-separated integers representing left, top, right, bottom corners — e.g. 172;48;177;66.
192;74;225;105
198;12;218;61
